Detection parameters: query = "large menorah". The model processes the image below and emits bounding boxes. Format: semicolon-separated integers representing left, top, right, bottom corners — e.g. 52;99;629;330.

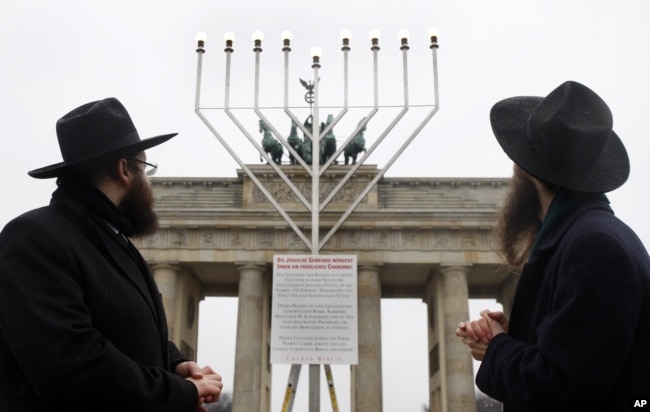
194;28;440;412
194;28;439;255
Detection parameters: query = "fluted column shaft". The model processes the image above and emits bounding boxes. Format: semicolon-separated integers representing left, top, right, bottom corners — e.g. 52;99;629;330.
353;265;382;412
232;263;265;412
440;265;476;412
151;264;180;338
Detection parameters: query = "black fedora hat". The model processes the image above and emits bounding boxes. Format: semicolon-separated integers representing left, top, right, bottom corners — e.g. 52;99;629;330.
490;81;629;193
28;97;177;179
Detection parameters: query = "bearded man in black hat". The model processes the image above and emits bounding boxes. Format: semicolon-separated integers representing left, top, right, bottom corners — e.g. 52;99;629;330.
0;98;223;411
456;81;650;411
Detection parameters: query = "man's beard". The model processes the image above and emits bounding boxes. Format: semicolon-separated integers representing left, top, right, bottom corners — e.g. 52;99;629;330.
494;166;542;270
120;174;159;237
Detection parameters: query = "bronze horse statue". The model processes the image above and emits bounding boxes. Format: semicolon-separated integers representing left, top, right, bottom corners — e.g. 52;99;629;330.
259;120;283;164
344;119;367;165
286;121;302;165
321;114;337;165
301;115;314;164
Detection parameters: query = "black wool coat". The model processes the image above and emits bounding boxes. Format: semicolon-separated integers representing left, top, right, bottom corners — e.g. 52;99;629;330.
0;185;197;411
477;198;650;411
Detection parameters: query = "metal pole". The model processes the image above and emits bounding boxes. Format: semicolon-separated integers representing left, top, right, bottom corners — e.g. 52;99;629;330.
324;364;340;412
311;62;320;255
309;364;321;412
281;364;302;412
309;55;321;412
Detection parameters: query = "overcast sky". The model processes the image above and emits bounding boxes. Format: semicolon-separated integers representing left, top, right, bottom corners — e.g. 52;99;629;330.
2;1;649;411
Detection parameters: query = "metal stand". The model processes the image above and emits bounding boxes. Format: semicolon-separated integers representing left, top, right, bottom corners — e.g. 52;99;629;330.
281;364;339;412
280;364;301;412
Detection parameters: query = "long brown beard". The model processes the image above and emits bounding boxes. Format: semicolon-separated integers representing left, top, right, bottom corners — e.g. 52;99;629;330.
120;173;159;237
494;167;542;271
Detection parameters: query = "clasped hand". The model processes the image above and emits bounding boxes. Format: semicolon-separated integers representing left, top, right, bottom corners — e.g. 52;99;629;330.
455;310;509;361
176;361;223;412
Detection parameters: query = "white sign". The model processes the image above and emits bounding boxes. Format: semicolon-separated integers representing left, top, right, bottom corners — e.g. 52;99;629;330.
270;254;358;365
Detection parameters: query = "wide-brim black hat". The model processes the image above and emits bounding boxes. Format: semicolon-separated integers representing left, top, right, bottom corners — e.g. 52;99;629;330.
490;81;629;193
28;97;177;179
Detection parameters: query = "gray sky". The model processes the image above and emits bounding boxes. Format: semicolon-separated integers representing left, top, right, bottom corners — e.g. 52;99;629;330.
2;1;649;411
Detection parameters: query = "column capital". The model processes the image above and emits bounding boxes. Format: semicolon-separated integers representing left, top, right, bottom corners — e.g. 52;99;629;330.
234;262;266;273
357;263;383;272
150;262;181;271
439;263;473;275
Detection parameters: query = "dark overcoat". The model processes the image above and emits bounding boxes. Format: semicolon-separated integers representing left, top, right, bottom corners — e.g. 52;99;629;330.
477;198;650;411
0;186;198;411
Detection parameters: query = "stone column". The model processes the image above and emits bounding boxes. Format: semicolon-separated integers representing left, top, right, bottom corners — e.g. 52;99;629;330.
440;265;476;412
425;275;444;412
151;264;179;338
352;265;382;412
232;263;266;412
498;273;519;318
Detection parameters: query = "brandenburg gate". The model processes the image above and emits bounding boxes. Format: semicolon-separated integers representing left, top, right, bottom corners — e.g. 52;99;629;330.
135;167;515;412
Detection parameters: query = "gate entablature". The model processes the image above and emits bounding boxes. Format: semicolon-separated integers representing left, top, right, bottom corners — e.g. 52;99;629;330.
146;170;507;225
137;172;510;298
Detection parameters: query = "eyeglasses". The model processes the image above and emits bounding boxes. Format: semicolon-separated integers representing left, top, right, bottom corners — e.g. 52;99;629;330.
130;159;158;176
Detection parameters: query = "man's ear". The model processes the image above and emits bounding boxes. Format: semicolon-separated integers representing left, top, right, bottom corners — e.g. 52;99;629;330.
115;158;132;186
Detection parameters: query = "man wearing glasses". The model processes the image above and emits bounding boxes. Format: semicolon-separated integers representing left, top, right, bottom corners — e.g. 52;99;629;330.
0;98;223;411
